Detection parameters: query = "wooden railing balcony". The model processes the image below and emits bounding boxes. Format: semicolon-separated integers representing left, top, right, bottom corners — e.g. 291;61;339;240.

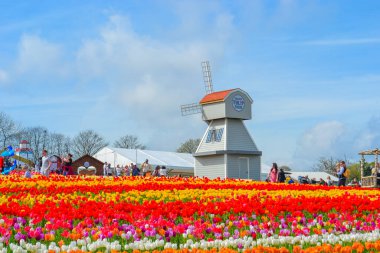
362;176;378;188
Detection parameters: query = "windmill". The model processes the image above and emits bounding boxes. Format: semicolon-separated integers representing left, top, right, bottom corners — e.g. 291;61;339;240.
180;61;214;116
180;61;262;180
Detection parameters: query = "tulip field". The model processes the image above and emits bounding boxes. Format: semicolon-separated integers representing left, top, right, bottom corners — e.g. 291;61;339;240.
1;175;380;252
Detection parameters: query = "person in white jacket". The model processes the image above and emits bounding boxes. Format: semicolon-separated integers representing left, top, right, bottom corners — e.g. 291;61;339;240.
159;166;167;177
40;150;52;176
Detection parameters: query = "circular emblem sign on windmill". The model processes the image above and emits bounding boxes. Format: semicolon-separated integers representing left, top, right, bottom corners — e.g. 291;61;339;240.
180;61;262;180
232;94;245;112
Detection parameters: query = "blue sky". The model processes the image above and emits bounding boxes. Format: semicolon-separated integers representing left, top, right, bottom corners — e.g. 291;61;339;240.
1;0;380;169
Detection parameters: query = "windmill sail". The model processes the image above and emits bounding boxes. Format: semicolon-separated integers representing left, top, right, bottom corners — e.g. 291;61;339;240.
180;61;213;117
202;61;213;94
181;103;202;116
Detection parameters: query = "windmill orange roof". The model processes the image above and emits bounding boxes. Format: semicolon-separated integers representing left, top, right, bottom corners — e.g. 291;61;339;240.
199;89;236;104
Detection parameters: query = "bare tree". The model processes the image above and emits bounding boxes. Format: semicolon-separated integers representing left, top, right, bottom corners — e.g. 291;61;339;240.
0;112;19;148
49;133;65;157
279;165;292;172
176;138;200;153
63;137;71;155
72;130;108;157
312;157;340;175
9;129;25;148
114;135;146;149
22;127;49;163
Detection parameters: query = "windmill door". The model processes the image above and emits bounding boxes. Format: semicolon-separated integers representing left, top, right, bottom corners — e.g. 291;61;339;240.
239;157;249;179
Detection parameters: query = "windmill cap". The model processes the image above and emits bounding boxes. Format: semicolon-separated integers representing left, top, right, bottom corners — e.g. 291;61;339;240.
199;89;236;104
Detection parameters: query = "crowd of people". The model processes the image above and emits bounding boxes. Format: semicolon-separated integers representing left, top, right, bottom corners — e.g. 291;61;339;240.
266;163;288;183
35;150;73;176
0;149;73;177
35;150;169;178
103;159;168;177
2;148;369;186
266;161;360;187
296;175;334;186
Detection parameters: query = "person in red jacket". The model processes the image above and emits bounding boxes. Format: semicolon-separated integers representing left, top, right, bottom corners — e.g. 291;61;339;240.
62;153;73;176
0;156;4;173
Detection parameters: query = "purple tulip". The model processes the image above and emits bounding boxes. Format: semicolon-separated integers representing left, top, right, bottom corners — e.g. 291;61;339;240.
14;232;22;241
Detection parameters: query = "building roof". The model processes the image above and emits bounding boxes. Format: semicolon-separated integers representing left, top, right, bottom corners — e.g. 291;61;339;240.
15;148;33;153
199;89;236;105
73;154;105;165
358;148;380;155
20;140;29;144
95;147;194;170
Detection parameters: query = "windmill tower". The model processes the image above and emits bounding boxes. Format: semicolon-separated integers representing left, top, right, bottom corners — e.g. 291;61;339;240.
181;61;262;180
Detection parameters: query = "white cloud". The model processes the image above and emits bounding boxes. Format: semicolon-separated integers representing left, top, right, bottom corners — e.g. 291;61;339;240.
292;121;347;169
1;8;235;151
16;34;68;77
354;116;380;150
354;132;377;149
74;14;235;149
292;116;380;170
298;121;345;154
256;97;379;123
0;69;8;83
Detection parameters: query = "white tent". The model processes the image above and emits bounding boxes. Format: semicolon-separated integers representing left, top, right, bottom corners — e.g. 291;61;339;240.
260;166;338;182
261;163;271;173
288;171;338;182
94;147;194;172
95;148;278;178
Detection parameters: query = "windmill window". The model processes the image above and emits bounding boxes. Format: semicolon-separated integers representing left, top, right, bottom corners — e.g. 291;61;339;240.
206;129;215;143
206;128;224;143
215;128;224;142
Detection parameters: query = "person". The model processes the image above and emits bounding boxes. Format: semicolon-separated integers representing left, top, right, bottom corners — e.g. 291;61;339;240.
375;163;380;186
268;163;278;183
62;153;73;176
337;160;347;186
124;165;130;176
335;162;341;174
103;162;108;176
141;159;152;176
326;176;333;186
116;164;122;177
152;165;160;177
159;165;167;177
0;156;3;173
107;163;112;176
350;178;360;187
36;157;42;173
40;150;52;176
319;178;327;186
278;168;286;183
298;175;310;184
132;164;140;176
5;157;11;168
371;162;380;176
24;167;32;178
287;176;294;184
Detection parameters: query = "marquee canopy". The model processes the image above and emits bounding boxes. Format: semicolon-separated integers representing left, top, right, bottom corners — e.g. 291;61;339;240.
94;147;194;171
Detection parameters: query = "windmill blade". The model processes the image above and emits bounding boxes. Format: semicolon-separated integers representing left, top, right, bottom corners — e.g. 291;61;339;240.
202;61;214;94
181;103;202;116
